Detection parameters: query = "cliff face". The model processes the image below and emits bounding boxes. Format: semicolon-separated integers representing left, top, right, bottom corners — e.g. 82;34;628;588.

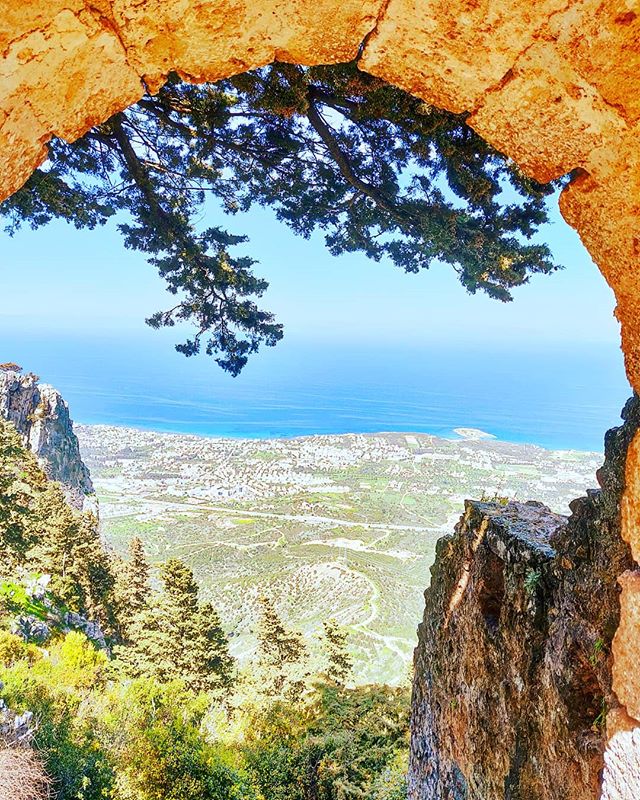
0;369;94;510
409;396;640;800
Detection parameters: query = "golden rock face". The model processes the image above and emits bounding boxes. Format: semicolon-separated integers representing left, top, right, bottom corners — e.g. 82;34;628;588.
1;2;639;792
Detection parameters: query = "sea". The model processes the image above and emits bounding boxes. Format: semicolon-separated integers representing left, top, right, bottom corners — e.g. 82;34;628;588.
1;331;632;453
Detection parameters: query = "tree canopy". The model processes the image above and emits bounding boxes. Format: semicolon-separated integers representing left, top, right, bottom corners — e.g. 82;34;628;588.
0;61;560;374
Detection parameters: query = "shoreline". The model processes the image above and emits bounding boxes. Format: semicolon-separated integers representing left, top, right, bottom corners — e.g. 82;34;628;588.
75;421;602;456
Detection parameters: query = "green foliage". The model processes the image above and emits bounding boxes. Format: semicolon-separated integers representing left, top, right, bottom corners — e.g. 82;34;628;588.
114;536;151;636
0;62;560;374
0;579;51;621
0;632;113;800
0;419;120;634
255;596;308;702
0;629;40;666
523;569;541;594
0;431;410;800
1;613;409;800
322;620;353;686
116;558;234;693
589;637;605;667
592;696;607;732
27;499;117;629
243;683;410;800
0;419;46;570
100;679;255;800
479;490;509;505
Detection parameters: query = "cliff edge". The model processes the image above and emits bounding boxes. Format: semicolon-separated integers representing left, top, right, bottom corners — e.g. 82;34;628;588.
0;366;94;510
409;396;640;800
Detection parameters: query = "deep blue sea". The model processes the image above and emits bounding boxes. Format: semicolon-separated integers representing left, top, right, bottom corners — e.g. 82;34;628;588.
0;331;632;452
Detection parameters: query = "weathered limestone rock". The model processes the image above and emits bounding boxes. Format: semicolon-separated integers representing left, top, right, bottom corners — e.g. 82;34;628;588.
0;368;94;509
109;0;383;92
360;0;569;113
408;396;640;799
409;500;566;799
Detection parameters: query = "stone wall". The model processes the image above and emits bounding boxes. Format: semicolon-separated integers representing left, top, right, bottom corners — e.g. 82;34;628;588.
409;397;640;799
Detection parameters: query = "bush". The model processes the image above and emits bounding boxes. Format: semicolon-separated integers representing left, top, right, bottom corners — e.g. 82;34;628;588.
1;632;113;800
243;683;410;800
100;678;255;800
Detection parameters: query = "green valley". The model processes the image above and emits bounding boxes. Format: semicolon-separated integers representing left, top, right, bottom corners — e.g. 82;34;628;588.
78;426;601;685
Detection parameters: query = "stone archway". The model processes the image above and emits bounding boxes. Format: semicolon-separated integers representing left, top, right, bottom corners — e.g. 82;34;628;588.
1;1;639;795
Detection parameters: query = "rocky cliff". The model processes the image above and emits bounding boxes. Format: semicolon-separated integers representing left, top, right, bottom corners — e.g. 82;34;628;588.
0;367;93;510
409;396;640;800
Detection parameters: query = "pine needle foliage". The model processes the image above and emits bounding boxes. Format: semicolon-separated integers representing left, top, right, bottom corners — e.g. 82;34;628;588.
255;596;309;702
0;419;117;631
114;536;151;637
322;619;353;687
0;62;561;374
117;558;234;693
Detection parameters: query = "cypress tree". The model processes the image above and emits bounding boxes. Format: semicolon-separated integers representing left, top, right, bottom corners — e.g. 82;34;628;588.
256;596;308;702
322;619;353;687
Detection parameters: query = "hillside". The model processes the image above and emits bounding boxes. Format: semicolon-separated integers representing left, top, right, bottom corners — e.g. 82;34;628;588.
78;425;601;684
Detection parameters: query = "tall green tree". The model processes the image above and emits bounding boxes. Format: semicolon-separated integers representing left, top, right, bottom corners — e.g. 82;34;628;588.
0;418;119;631
322;619;352;687
1;62;560;375
27;491;116;626
0;419;42;570
255;596;308;702
118;558;234;693
114;536;151;637
126;537;151;612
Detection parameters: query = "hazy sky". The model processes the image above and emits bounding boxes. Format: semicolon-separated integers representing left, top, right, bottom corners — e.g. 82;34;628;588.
0;189;623;351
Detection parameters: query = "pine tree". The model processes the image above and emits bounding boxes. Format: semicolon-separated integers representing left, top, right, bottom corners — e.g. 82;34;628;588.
0;419;43;570
117;558;234;693
193;602;235;691
27;493;117;632
127;537;150;613
114;536;151;636
256;596;308;702
0;419;120;633
322;619;353;687
1;62;560;375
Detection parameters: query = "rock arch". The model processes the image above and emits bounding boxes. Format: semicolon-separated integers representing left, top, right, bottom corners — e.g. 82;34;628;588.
1;1;640;794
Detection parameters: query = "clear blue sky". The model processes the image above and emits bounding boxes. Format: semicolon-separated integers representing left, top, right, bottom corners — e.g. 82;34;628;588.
0;191;624;351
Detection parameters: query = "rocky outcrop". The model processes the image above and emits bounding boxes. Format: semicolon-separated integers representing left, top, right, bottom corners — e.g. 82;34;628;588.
0;368;93;509
409;396;640;800
0;698;35;747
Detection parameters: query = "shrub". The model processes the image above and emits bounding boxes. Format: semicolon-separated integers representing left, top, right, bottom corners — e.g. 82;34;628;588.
0;747;51;800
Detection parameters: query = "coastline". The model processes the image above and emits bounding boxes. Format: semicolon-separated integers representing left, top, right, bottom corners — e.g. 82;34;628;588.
74;420;602;456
